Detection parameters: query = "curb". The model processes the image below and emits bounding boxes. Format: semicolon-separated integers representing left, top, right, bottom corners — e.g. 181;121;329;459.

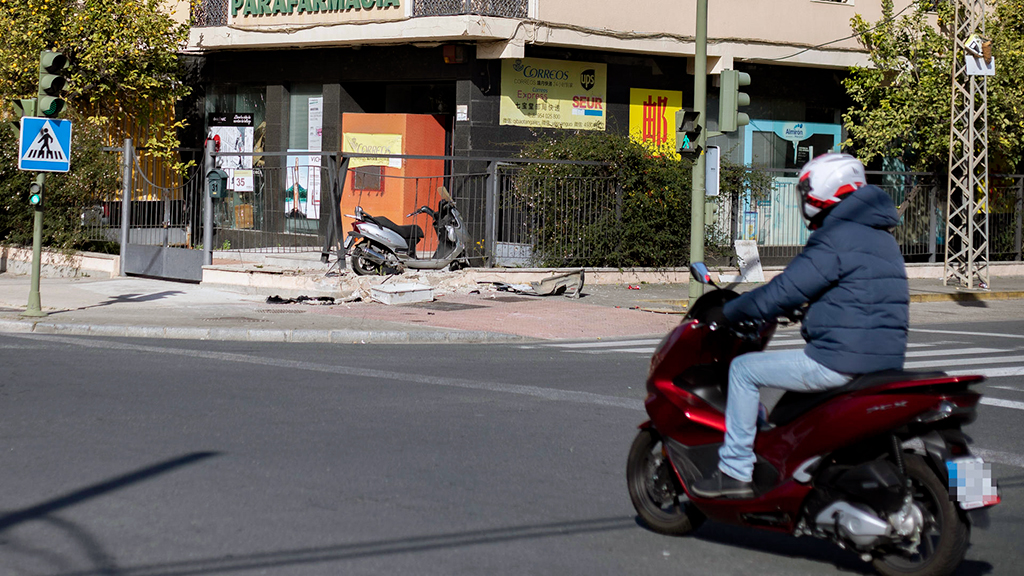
0;319;528;344
908;291;1024;303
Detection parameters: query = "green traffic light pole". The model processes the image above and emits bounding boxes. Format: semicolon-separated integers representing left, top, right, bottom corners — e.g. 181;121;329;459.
23;174;47;317
688;0;709;306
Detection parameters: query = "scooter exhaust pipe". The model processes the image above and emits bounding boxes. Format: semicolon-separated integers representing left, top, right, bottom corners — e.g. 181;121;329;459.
356;245;389;265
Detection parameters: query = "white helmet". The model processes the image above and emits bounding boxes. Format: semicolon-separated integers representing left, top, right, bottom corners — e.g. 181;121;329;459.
797;153;867;228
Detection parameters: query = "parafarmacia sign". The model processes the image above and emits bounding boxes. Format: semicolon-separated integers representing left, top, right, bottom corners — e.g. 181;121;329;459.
232;0;400;17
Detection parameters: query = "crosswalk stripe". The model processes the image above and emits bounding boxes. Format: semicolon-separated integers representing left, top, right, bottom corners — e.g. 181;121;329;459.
948;366;1024;378
980;397;1024;411
906;347;1005;358
905;355;1024;370
576;347;656;354
547;339;662;349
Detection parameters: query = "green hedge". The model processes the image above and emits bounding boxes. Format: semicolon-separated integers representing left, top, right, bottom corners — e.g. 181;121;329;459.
515;131;769;268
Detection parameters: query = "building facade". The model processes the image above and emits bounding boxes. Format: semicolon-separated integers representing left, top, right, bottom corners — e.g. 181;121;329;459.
182;0;914;251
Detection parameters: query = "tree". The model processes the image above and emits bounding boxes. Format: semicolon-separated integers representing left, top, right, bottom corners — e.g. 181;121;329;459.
844;0;1024;174
0;0;195;155
843;0;953;172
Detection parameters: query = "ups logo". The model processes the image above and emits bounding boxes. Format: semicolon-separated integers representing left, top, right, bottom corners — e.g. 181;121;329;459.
580;69;596;91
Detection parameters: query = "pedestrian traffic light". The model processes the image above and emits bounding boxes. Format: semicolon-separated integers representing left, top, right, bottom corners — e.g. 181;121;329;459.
37;50;68;118
675;108;702;159
29;174;44;206
8;98;37;136
719;69;751;133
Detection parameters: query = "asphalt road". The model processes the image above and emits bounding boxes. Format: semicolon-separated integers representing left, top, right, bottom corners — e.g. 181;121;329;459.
1;309;1023;575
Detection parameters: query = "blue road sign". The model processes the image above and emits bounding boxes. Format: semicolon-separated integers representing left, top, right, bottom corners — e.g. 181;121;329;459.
19;117;72;172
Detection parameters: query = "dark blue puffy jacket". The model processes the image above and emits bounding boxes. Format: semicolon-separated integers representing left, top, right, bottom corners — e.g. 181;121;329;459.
722;184;909;374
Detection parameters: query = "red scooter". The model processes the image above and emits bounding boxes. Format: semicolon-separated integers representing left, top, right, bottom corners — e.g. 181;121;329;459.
627;263;1000;576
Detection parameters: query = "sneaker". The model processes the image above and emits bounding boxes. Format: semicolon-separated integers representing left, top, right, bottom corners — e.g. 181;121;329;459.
690;469;754;499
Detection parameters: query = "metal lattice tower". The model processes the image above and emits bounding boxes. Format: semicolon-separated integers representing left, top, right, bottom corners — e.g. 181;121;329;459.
944;0;990;289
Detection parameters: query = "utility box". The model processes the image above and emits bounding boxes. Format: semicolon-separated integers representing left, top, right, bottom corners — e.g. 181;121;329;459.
207;169;229;199
370;283;434;305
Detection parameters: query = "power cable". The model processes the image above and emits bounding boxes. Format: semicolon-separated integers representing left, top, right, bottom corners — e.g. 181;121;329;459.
763;1;917;62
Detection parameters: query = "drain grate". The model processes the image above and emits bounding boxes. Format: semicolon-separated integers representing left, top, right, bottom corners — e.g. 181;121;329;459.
202;317;268;323
254;308;308;314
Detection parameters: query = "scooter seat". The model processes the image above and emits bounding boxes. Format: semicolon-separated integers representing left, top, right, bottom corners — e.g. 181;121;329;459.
767;369;948;427
369;215;423;247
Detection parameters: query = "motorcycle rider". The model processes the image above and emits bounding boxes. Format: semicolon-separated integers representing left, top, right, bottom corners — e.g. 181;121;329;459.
690;153;910;499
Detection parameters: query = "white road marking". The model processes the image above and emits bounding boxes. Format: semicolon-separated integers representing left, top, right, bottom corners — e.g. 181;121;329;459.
989;385;1024;393
548;339;662;349
7;333;645;410
578;347;656;354
906;347;1006;358
973;448;1024;468
905;355;1024;369
768;341;806;349
10;335;1024;469
948;366;1024;379
980;397;1024;411
911;328;1024;340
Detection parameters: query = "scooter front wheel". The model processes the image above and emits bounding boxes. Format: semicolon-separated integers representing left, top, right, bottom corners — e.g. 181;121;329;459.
627;428;705;535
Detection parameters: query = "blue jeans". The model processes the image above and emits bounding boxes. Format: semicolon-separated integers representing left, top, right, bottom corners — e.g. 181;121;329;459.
718;349;852;482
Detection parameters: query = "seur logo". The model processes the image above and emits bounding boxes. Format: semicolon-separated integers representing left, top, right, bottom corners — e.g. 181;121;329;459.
580;69;596;91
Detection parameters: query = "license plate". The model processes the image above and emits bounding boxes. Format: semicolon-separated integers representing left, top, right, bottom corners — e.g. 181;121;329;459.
947;456;999;510
343;236;354;250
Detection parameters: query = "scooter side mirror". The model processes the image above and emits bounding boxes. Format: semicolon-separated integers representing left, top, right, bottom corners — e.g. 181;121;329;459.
690;262;714;285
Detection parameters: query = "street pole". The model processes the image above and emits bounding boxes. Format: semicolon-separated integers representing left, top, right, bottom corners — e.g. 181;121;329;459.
23;174;46;317
688;0;708;306
203;139;214;266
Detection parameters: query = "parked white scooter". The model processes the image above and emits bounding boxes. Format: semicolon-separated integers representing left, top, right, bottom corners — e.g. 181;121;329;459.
344;186;469;275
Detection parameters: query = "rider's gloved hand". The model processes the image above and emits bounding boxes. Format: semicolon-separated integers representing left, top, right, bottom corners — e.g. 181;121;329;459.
704;306;731;330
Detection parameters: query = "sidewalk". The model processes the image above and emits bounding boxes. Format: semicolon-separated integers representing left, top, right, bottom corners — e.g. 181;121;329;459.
1;268;1022;344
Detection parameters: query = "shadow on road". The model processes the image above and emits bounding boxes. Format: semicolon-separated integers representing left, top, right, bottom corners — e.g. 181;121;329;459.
42;516;636;576
688;521;993;575
0;451;219;532
44;290;188;315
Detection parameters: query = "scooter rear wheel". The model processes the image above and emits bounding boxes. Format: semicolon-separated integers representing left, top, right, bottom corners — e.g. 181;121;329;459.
871;454;969;576
350;243;399;276
627;428;705;535
350;250;378;276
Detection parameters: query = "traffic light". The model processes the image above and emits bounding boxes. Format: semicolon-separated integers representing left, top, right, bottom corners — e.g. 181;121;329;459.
37;50;68;118
29;174;45;206
675;108;702;159
719;69;751;133
8;98;37;136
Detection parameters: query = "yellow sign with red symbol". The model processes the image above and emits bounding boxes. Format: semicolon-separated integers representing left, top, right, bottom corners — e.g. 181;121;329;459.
628;88;683;157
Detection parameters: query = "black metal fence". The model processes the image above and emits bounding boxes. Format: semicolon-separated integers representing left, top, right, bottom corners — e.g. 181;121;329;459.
86;147;1024;268
723;170;1024;266
193;0;229;27
191;0;530;26
413;0;529;17
83;146;205;250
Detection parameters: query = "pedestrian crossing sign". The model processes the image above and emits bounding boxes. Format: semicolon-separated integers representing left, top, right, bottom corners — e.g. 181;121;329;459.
18;117;72;173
